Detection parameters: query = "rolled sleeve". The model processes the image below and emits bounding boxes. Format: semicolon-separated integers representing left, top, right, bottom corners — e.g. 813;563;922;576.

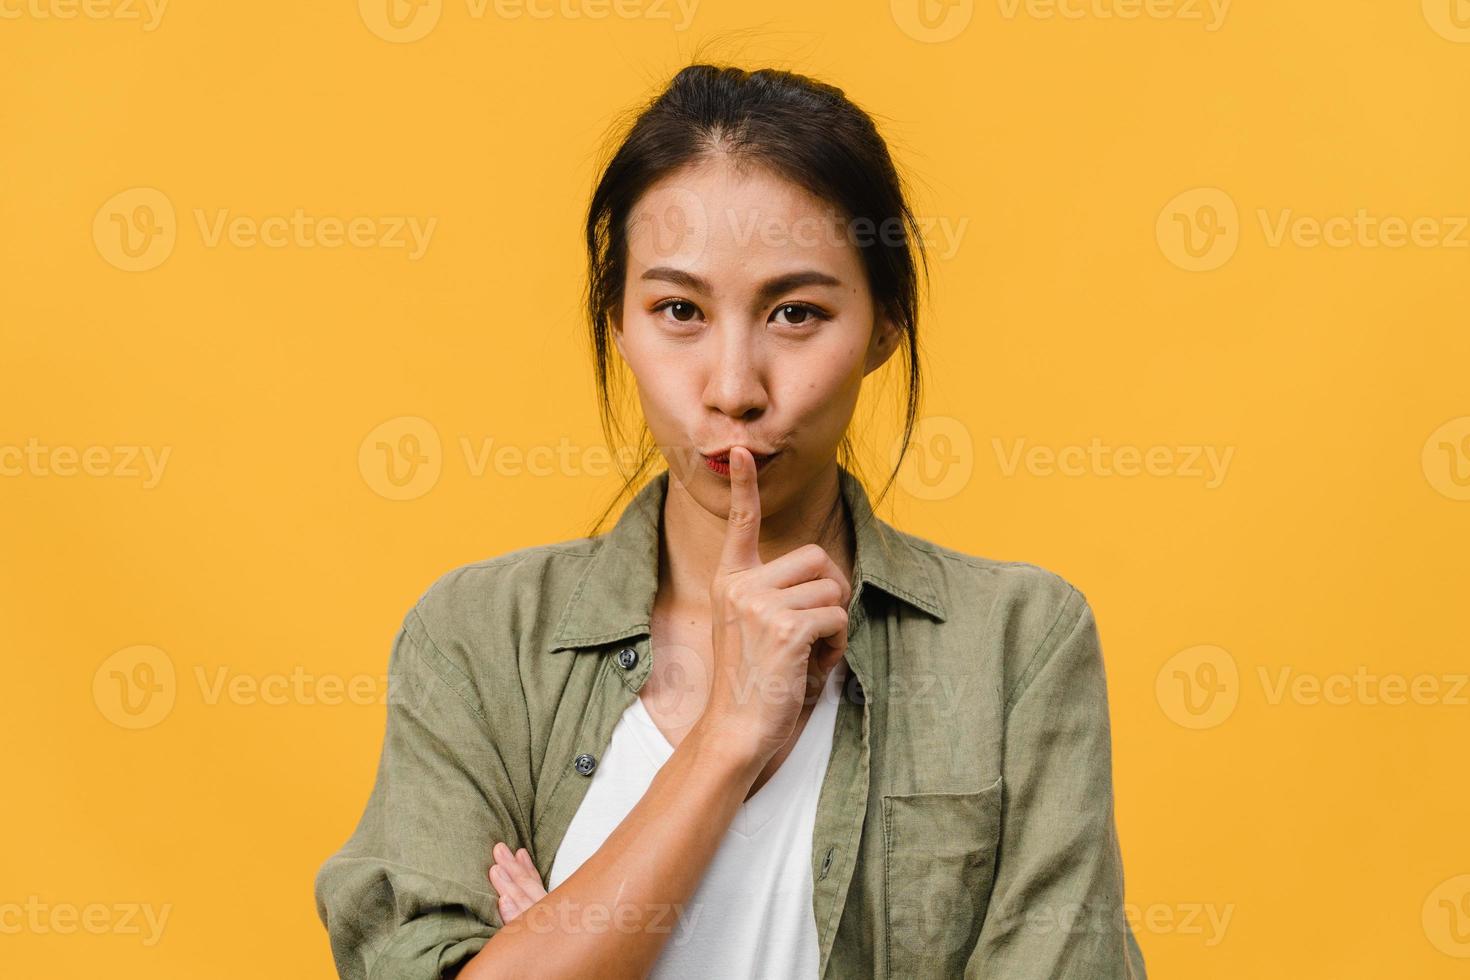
966;589;1147;979
314;608;527;979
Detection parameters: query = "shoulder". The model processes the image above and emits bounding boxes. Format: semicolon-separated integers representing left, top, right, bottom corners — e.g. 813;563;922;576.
900;529;1088;633
891;529;1095;701
412;535;598;626
394;534;603;684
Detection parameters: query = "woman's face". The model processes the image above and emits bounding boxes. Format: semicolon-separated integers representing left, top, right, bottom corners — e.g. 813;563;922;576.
612;157;900;518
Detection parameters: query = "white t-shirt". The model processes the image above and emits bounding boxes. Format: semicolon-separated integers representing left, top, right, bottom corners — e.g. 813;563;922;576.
547;660;846;979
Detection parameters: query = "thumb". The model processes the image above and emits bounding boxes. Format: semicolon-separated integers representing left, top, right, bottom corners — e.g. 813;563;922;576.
815;619;849;675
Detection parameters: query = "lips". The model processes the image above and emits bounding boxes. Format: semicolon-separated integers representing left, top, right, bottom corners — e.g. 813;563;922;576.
706;451;773;464
701;449;780;476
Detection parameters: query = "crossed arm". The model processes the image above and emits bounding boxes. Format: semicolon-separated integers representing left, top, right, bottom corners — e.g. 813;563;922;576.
484;842;546;923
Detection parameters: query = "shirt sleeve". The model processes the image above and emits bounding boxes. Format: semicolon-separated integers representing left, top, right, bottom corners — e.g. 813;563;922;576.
965;589;1148;979
314;607;529;980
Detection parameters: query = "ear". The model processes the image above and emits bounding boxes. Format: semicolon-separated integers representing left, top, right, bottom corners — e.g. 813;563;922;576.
609;308;626;359
863;312;901;376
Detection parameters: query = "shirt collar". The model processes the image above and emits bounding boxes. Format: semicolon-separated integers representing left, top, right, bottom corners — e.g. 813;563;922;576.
546;463;947;657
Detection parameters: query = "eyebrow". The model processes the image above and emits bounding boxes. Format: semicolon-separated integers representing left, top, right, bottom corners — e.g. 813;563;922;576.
640;267;843;310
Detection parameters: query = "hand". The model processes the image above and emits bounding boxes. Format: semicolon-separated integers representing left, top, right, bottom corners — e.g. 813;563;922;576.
699;446;851;766
486;841;546;923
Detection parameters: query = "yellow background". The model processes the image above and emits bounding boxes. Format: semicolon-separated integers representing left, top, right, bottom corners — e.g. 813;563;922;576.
3;0;1468;976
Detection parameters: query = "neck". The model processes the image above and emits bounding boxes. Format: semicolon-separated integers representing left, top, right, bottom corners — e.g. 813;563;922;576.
658;460;854;614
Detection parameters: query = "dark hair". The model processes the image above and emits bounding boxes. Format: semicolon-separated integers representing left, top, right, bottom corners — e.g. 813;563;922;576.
582;63;929;538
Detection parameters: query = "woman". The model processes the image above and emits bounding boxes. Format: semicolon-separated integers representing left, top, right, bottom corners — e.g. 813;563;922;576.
315;64;1147;979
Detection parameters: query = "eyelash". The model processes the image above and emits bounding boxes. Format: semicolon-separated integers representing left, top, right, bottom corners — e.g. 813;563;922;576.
650;299;831;328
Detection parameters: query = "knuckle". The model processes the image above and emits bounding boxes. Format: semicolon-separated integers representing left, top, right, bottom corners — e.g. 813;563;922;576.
772;614;802;645
715;575;747;603
731;587;759;615
799;542;829;565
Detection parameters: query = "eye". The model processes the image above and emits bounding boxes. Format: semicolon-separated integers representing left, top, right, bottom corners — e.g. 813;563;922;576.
771;303;828;328
652;299;702;324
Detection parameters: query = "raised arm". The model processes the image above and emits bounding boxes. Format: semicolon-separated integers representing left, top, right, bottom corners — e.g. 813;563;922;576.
464;446;849;978
459;712;765;978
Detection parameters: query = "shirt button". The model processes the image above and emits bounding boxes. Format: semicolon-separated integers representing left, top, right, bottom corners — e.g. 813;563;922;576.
574;753;597;776
615;647;639;670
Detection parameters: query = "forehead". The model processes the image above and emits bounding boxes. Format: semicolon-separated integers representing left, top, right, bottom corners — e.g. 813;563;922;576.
625;157;864;287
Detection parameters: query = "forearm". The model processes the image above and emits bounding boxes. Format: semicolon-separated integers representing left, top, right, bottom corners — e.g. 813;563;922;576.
459;717;762;980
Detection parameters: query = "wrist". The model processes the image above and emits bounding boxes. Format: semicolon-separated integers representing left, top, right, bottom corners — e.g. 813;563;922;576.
686;713;766;775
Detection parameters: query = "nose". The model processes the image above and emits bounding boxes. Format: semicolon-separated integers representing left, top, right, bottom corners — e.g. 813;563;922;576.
701;321;769;422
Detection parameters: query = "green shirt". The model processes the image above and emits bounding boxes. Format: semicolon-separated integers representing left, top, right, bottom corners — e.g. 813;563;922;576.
315;464;1148;979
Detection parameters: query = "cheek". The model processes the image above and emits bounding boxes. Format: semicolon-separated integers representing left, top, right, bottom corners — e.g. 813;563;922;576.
626;351;699;422
792;336;867;392
776;350;863;420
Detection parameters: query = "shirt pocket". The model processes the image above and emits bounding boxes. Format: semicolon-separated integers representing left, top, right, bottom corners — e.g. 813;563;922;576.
881;774;1003;980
